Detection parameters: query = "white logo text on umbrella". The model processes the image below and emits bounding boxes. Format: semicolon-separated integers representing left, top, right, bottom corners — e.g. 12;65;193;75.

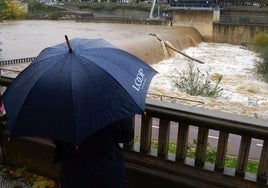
132;68;146;92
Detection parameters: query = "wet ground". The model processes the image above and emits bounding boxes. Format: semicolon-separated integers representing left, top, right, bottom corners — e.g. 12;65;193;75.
0;150;59;188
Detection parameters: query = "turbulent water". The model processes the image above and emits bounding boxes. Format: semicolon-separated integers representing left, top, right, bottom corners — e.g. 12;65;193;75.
149;42;268;120
0;20;267;120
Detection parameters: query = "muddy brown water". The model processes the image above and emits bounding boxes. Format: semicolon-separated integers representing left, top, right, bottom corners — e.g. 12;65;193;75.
0;20;202;64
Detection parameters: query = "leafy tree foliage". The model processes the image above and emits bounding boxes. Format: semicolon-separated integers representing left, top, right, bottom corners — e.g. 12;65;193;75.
0;0;25;20
28;0;61;13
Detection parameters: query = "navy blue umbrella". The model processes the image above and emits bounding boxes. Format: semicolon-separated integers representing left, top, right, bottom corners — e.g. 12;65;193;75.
3;36;157;144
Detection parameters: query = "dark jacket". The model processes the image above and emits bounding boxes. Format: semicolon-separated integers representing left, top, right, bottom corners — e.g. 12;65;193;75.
55;117;134;188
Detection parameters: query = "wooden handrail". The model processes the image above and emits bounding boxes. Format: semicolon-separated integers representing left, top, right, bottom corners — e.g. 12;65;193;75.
124;99;268;187
144;99;268;140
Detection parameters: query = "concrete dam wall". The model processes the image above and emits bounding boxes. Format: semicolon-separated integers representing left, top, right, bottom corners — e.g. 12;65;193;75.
170;9;268;45
64;7;267;46
212;23;268;45
171;10;214;42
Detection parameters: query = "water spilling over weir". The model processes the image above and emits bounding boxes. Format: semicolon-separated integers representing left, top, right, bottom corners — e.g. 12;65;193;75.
116;26;202;64
0;21;202;64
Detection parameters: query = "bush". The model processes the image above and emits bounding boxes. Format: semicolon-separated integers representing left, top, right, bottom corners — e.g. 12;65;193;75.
28;0;62;13
253;34;268;82
26;0;63;20
255;51;268;81
0;0;26;20
253;33;268;51
175;61;223;98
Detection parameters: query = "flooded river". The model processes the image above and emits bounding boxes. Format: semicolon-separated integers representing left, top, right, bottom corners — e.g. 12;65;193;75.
149;42;268;120
0;20;267;120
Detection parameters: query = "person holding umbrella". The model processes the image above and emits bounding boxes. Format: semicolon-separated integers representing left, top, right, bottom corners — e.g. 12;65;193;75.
54;116;134;188
3;36;157;188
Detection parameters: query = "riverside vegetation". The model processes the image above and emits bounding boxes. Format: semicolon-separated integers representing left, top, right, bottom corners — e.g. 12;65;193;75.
252;33;268;82
175;61;223;98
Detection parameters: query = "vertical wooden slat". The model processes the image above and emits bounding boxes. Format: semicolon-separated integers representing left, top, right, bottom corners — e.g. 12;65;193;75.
215;131;229;172
158;119;170;158
195;127;209;167
140;114;152;154
176;123;189;162
235;136;251;178
257;140;268;183
124;115;135;150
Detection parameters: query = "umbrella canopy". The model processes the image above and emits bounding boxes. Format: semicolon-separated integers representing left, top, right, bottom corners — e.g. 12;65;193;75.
3;37;157;144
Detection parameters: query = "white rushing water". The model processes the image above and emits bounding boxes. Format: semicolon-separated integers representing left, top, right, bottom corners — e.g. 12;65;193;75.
148;42;268;120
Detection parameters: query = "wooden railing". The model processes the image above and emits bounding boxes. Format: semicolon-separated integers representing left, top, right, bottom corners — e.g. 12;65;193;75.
0;77;268;187
124;99;268;187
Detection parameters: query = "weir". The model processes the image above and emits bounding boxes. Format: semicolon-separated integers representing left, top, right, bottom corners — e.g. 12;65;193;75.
0;26;202;79
109;26;202;64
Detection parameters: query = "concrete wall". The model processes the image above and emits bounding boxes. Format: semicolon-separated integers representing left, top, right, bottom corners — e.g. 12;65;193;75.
219;8;268;24
171;9;268;45
171;10;215;41
212;23;268;45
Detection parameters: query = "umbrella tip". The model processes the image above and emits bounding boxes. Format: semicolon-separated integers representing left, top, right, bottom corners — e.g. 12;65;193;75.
65;35;73;53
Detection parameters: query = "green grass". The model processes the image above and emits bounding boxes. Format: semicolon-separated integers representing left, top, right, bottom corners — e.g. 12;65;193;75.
149;139;259;173
224;157;259;173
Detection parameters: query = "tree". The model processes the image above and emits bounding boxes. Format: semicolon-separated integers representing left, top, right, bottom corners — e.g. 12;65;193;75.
0;0;6;20
0;0;26;20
